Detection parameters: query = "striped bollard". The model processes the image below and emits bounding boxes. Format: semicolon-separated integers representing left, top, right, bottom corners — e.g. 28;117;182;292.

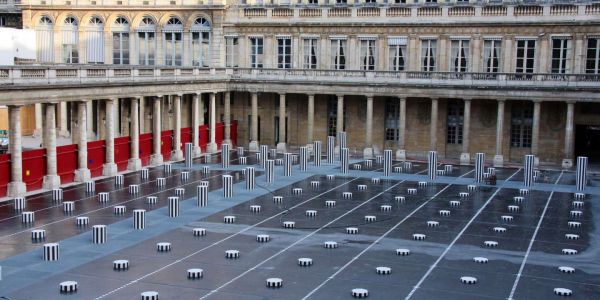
246;167;256;190
63;201;74;213
200;180;209;187
13;197;25;210
223;175;233;198
114;175;124;186
240;156;247;165
266;159;275;183
43;243;59;261
237;146;244;157
300;147;308;171
22;211;34;223
85;181;95;193
52;188;63;201
133;209;146;230
270;149;277;159
313;141;322;166
129;184;139;194
197;185;208;207
164;163;172;173
168;196;179;217
383;149;392;176
202;166;210;174
141;168;149;179
181;171;189;181
284;153;293;177
576;156;588;191
92;225;107;244
475;152;485;183
340;147;349;174
185;142;193;168
222;143;230;168
98;192;110;203
428;151;437;181
339;131;347;149
260;145;269;169
326;136;335;164
523;154;535;187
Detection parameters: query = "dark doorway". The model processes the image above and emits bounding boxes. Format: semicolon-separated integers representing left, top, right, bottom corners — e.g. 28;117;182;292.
575;125;600;163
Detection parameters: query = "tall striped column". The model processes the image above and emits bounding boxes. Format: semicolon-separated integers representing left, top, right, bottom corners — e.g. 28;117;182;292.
266;159;274;183
313;141;322;166
474;152;485;183
222;175;233;197
168;196;179;217
197;185;208;207
222;143;230;168
576;156;588;191
185;143;193;168
92;225;107;244
428;151;437;181
339;132;347;151
383;149;392;176
340;147;349;174
299;147;308;171
523;154;535;187
283;153;293;177
246;167;256;190
327;136;335;164
260;145;269;169
133;209;146;230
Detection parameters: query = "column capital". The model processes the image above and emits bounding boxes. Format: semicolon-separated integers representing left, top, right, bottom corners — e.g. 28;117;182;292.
155;95;163;99
532;99;543;103
306;93;315;97
336;94;344;98
566;100;577;104
365;95;374;99
7;104;23;108
174;93;183;98
463;98;472;102
497;99;507;103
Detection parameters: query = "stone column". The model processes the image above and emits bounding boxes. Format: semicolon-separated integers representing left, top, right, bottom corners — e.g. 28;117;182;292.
171;94;184;161
430;98;438;151
207;92;218;153
127;97;142;171
7;105;26;196
74;101;91;182
396;97;407;160
562;101;575;169
493;100;505;167
277;93;287;153
223;91;232;145
335;94;344;154
86;100;94;140
460;99;471;165
249;92;259;151
150;96;164;165
139;97;145;134
58;101;69;137
307;94;314;147
363;95;374;159
42;103;61;189
102;99;118;176
531;100;541;165
33;103;43;137
191;93;202;157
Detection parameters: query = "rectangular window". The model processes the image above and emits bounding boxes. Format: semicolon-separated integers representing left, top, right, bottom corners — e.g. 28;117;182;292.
0;17;5;27
360;39;376;70
331;39;346;70
336;0;347;3
303;38;318;69
516;39;536;74
250;37;263;69
421;39;436;72
388;37;407;71
62;45;78;64
164;32;182;66
483;39;501;73
586;38;600;74
446;101;463;145
384;100;399;141
112;32;129;65
277;37;292;69
551;38;571;74
308;0;317;3
225;37;238;68
138;32;155;65
192;32;210;67
451;39;469;72
510;103;533;148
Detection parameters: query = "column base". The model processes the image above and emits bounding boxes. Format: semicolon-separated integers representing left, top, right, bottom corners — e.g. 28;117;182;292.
74;168;91;182
171;149;184;161
8;181;26;197
42;175;61;190
562;158;573;169
493;155;504;168
192;146;202;158
58;129;70;138
32;128;43;137
249;141;259;152
222;139;232;146
363;147;374;159
276;142;287;154
534;157;540;167
207;143;218;154
127;158;142;171
102;163;118;177
460;153;470;165
150;154;164;166
396;149;406;161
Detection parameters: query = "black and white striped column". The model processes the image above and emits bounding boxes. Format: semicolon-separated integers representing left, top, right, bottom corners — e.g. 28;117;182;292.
428;151;437;181
197;185;208;207
92;225;107;244
43;243;59;261
13;197;25;210
133;209;146;230
266;159;274;183
222;143;230;168
576;156;588;191
52;188;63;201
222;175;233;197
340;147;349;174
327;136;335;164
85;181;95;193
299;147;308;171
339;131;347;149
260;145;269;169
168;196;179;217
284;153;293;177
383;149;392;176
313;141;322;166
141;168;149;179
246;167;256;190
237;146;244;157
475;152;485;183
523;154;535;187
185;142;193;168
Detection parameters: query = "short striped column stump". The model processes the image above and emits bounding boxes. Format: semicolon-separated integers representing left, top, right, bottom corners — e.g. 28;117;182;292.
427;221;439;227
141;291;159;300
407;188;417;195
325;200;336;207
266;278;283;288
22;211;34;223
305;210;317;217
439;210;450;216
59;281;77;293
181;171;189;181
396;248;410;256
63;201;74;213
395;196;405;203
164;163;172;173
13;197;25;210
493;227;507;233
273;196;283;203
342;192;353;199
157;242;171;252
43;243;59;261
444;164;453;173
129;184;139;194
352;288;369;298
508;205;520;212
114;205;126;215
570;210;582;218
568;221;581;228
275;158;283;165
225;249;240;259
92;225;107;244
375;155;383;163
52;188;63;201
76;216;89;226
202;166;210;174
346;227;359;234
413;234;426;241
141;168;149;179
449;200;461;207
156;178;166;187
364;215;376;222
467;185;477;192
554;288;572;296
175;188;185;196
519;188;529;195
250;205;261;213
501;215;514;222
323;241;338;249
256;234;270;243
371;178;380;184
353;164;362;170
133;209;146;230
147;196;157;204
357;184;367;191
572;201;584;208
473;257;489;264
418;181;427;187
565;234;579;240
483;241;498;248
459;192;469;198
376;267;391;275
460;276;477;284
113;259;129;270
239;156;247;165
282;221;295;228
292;188;303;195
562;248;578;255
168;197;180;217
380;205;392;212
394;167;402;173
513;196;524;203
224;216;236;223
298;258;313;266
437;170;445;176
31;229;46;240
98;192;110;203
558;266;575;274
193;228;206;236
365;160;373;167
188;268;203;279
310;181;320;188
326;174;335;180
85;181;95;193
574;193;585;200
114;175;124;186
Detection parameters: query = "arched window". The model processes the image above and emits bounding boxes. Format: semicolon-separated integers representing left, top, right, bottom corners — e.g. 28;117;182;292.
112;17;130;65
163;17;183;66
62;16;79;63
36;16;54;62
137;16;156;65
86;17;104;64
191;17;211;67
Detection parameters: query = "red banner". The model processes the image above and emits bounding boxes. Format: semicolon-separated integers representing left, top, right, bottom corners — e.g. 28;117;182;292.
0;154;10;197
231;121;238;147
87;140;106;177
114;136;130;171
161;130;173;161
199;125;208;151
139;133;152;166
216;123;224;148
22;148;46;191
56;144;78;184
181;127;191;150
